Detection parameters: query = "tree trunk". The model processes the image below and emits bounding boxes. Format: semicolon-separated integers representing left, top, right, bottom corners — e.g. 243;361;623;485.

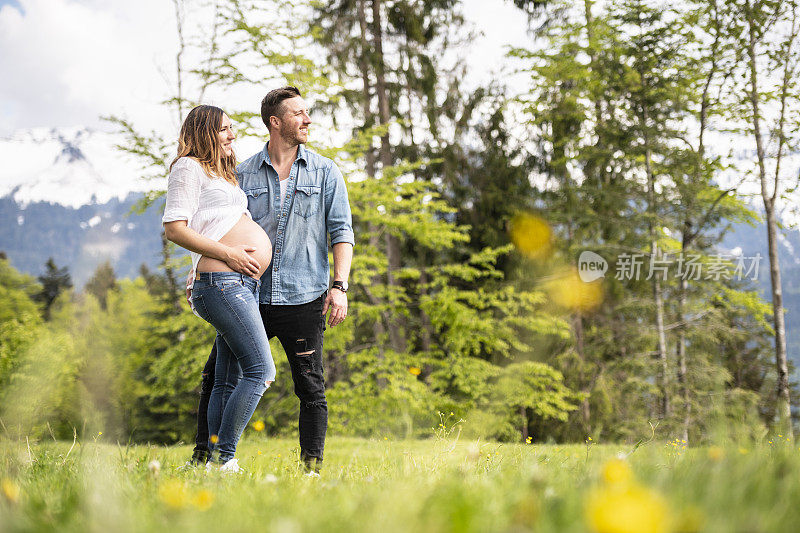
644;128;670;418
160;231;182;314
573;312;592;433
371;0;405;352
520;406;529;441
745;0;792;434
357;0;388;350
677;257;690;442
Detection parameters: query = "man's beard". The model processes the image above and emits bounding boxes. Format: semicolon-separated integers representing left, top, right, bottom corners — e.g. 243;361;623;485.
279;123;307;146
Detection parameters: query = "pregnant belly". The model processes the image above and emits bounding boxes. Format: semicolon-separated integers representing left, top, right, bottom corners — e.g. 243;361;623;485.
197;214;272;278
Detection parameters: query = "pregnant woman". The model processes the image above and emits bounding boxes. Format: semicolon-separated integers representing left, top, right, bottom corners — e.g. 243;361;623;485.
163;105;275;473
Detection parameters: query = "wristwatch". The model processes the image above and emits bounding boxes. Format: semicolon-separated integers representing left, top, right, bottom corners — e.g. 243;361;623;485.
331;280;348;293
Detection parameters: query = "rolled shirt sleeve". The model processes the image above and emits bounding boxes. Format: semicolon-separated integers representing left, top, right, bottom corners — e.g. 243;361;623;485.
324;163;355;246
162;160;201;223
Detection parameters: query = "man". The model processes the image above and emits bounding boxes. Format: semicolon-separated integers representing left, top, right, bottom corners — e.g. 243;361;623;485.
188;86;354;475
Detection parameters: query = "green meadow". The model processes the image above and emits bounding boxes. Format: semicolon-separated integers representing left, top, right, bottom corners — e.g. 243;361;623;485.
0;434;798;533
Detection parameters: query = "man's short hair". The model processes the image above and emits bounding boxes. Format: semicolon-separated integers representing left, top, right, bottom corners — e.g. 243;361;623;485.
261;86;302;129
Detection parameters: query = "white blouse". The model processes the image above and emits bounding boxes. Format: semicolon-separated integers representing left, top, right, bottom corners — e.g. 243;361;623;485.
162;157;251;283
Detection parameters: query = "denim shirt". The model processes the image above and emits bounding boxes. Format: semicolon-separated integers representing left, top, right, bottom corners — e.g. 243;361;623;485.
237;142;355;305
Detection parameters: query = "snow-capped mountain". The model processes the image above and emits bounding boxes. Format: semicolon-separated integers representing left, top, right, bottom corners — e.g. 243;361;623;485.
0;127;162;208
0;127;172;286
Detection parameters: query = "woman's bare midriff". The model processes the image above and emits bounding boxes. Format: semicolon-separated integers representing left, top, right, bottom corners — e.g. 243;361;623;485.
197;214;272;279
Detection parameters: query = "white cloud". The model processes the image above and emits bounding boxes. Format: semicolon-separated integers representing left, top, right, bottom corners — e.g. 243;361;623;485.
0;0;530;138
0;0;177;135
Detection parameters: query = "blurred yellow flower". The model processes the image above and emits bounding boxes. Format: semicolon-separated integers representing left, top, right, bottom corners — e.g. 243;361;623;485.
509;213;553;260
408;366;421;376
158;480;188;509
252;420;265;432
601;459;632;486
586;484;669;533
544;269;603;312
210;434;219;444
707;446;724;462
587;458;671;533
191;489;214;511
1;478;20;504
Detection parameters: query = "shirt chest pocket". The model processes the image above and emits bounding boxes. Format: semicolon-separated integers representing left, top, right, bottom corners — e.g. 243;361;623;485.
245;187;270;221
294;185;321;219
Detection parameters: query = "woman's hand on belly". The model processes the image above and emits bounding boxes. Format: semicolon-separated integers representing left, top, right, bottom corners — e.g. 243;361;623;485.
220;244;262;277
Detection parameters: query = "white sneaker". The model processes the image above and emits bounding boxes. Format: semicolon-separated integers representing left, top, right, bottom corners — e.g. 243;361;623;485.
219;458;243;474
304;470;320;478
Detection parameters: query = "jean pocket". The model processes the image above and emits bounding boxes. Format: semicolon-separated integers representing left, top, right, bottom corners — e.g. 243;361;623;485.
294;185;321;219
192;293;210;321
213;279;244;291
246;187;270;221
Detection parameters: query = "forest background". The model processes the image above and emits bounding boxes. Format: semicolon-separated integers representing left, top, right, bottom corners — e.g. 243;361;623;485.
2;0;800;448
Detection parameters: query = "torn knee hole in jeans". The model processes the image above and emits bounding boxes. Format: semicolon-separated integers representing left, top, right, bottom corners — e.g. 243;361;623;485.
295;338;314;356
265;380;273;389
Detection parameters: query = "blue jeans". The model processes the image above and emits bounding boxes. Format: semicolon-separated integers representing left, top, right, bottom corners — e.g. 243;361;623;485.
191;272;276;462
191;293;328;470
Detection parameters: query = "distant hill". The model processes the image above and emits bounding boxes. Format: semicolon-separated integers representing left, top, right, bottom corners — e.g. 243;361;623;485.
0;194;169;287
0;127;158;208
0;126;175;286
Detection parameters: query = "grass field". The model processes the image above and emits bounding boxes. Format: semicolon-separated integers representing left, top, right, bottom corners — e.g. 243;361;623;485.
0;431;797;532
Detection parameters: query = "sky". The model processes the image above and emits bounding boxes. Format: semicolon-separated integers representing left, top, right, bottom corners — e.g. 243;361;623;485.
0;0;530;138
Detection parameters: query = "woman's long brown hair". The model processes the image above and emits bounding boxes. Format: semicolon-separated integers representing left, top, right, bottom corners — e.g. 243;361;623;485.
170;105;237;185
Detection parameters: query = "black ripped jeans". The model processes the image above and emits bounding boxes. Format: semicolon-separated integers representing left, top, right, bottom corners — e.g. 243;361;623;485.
194;293;328;467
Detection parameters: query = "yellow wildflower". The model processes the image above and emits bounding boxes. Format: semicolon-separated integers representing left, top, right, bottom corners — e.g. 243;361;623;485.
252;420;265;432
586;458;671;533
586;484;669;533
408;366;421;376
1;478;20;504
707;446;724;462
191;489;214;511
601;459;632;486
209;434;219;444
158;480;188;509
